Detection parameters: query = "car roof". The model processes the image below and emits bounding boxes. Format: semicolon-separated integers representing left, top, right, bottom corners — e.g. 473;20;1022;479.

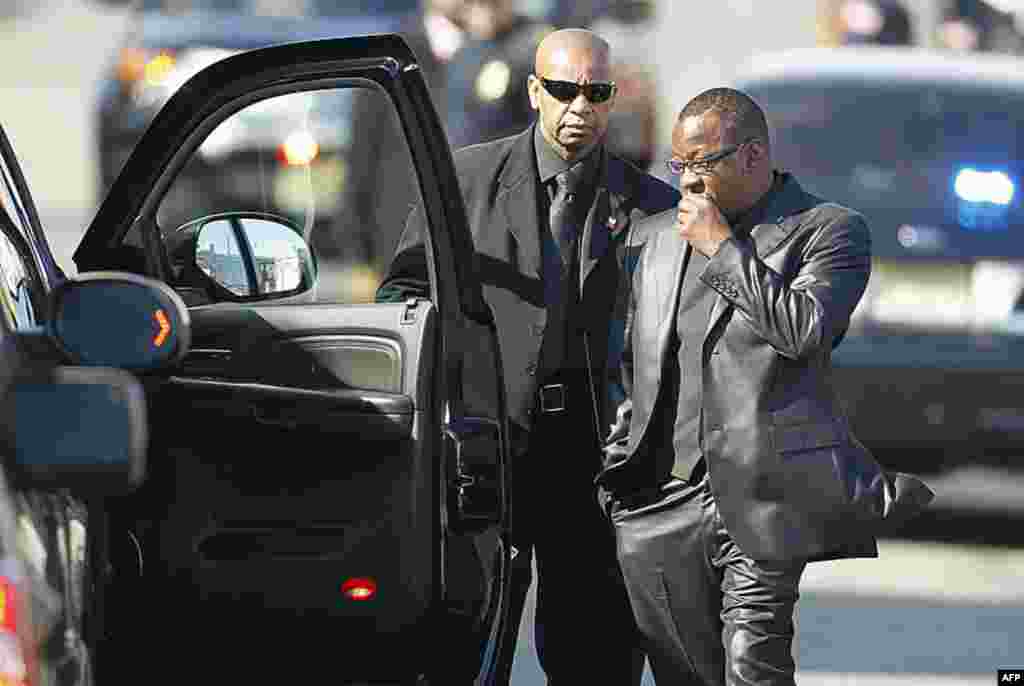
734;47;1024;93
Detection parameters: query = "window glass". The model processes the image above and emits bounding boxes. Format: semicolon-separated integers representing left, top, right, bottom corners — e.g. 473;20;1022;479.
0;217;40;330
0;159;43;330
157;84;421;303
196;220;251;296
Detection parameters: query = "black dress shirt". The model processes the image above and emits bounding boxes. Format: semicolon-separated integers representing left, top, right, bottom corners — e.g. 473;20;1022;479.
533;126;601;380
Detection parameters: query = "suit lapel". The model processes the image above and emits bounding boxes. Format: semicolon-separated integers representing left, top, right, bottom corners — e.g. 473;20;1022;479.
655;237;691;361
499;128;543;277
579;187;610;294
580;155;630;298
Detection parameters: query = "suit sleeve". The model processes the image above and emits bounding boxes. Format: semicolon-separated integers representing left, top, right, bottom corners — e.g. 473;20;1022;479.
700;210;871;360
375;202;431;303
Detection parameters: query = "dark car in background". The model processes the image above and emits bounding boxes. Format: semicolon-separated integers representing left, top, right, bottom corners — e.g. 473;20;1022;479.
94;0;417;195
736;47;1024;475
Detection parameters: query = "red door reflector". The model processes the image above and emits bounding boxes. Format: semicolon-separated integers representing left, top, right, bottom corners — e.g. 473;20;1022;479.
341;577;377;601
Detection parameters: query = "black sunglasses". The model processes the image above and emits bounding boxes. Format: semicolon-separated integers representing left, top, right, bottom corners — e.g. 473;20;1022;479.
538;77;616;104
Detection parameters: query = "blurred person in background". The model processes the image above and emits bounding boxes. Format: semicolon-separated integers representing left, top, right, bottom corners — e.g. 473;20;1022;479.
584;0;659;172
818;0;913;46
378;28;679;685
317;0;469;291
937;0;1024;53
443;0;553;150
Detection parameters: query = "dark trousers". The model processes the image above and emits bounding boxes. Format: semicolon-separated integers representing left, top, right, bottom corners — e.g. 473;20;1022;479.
494;393;645;685
611;478;805;686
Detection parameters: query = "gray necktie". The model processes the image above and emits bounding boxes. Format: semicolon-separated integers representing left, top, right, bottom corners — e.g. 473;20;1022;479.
550;165;584;269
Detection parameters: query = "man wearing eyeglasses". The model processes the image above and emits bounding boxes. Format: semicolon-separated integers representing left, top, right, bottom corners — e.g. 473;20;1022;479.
597;88;933;685
379;27;678;685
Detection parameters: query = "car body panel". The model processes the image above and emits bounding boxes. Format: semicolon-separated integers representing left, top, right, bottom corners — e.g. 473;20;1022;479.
1;120;183;686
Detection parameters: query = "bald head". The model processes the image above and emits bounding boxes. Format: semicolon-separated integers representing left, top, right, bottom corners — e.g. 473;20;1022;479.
528;28;616;161
534;29;611;78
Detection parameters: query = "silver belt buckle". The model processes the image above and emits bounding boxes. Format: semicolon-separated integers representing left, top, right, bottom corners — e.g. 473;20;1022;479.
540;383;566;413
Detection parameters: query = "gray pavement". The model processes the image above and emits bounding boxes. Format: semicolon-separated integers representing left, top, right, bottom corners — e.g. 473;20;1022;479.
508;538;1022;685
4;3;1024;685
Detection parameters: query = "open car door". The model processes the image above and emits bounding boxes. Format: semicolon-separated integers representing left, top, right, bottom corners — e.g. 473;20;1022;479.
74;35;510;685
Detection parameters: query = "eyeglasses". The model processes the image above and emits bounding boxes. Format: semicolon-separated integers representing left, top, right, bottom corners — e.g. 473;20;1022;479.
538;77;617;104
665;139;755;177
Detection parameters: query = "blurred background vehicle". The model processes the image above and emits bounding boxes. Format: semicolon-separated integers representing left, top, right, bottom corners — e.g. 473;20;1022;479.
736;45;1024;475
93;0;419;295
93;0;417;195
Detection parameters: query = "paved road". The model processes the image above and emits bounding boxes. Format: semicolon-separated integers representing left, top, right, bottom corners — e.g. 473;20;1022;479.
505;532;1021;686
4;4;1024;685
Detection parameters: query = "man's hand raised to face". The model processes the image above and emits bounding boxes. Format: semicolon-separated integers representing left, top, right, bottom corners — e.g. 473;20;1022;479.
676;191;732;258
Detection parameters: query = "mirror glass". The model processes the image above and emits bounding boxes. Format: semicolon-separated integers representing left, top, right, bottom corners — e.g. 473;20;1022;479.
53;279;182;368
9;369;145;494
196;219;251;296
195;216;316;296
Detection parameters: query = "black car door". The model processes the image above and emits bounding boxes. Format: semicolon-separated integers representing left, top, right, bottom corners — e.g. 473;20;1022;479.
75;35;509;685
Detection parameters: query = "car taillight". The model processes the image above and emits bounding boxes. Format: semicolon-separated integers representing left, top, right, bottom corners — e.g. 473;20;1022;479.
0;576;34;686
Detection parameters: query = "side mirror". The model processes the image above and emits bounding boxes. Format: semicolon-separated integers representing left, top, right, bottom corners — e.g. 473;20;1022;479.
1;271;192;494
4;367;148;495
188;212;317;300
47;271;190;371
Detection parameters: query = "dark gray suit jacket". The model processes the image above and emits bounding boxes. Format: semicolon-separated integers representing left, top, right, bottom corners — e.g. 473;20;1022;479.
380;125;679;453
600;173;932;562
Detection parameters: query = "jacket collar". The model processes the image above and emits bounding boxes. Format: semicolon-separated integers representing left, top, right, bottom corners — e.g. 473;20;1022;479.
745;171;819;260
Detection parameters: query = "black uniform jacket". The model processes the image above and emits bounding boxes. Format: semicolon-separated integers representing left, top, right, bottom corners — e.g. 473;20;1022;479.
379;124;679;451
600;174;934;562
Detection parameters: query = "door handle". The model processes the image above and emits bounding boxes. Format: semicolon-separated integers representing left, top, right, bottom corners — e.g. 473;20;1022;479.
444;417;504;534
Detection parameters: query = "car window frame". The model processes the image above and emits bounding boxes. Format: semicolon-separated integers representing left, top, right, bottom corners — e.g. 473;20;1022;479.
78;37;488;327
0;134;49;331
0;124;63;294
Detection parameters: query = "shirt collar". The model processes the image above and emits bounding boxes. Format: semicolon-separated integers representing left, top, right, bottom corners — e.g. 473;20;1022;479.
731;171;784;236
533;124;601;189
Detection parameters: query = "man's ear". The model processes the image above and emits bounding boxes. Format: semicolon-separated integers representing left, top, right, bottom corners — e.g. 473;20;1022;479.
527;74;541;111
745;138;769;173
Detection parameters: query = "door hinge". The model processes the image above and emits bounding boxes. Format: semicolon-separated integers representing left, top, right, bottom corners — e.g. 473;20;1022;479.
401;297;420;324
